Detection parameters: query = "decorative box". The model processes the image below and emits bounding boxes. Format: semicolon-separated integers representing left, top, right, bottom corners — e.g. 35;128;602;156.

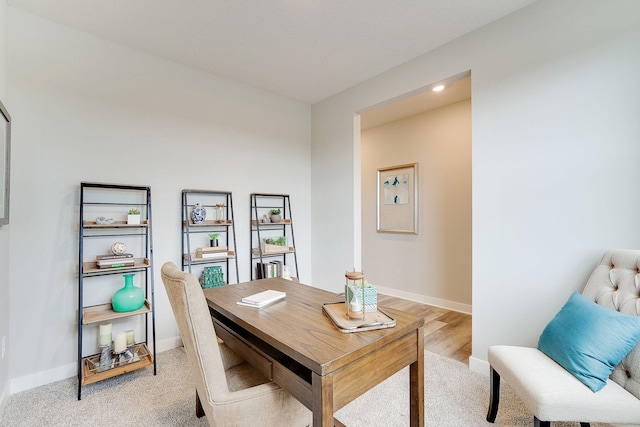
346;281;377;312
200;266;225;288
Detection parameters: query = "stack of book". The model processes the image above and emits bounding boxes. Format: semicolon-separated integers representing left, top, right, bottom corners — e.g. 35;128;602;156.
196;246;228;259
256;260;283;279
96;253;134;269
237;289;286;308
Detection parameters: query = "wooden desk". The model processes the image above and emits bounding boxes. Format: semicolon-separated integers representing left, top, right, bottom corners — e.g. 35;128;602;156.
203;278;424;427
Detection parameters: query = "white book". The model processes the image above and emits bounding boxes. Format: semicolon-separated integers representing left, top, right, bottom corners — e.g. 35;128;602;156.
237;290;286;308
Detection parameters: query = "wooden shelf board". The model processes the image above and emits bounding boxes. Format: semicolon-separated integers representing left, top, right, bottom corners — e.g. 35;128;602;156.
185;220;233;227
82;300;152;325
252;247;295;255
251;219;291;226
81;343;153;386
83;220;149;228
184;251;235;263
83;258;150;275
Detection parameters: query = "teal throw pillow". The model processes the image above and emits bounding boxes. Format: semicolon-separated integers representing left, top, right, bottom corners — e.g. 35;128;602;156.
537;291;640;392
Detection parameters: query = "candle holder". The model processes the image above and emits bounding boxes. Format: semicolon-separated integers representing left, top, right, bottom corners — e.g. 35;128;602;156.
345;270;366;321
97;344;114;373
214;204;225;223
116;347;136;365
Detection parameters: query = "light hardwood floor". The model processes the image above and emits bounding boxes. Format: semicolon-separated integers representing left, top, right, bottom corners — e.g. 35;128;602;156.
378;294;472;364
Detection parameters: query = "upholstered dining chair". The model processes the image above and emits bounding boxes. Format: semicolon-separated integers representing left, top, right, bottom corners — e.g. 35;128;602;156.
160;262;312;427
486;250;640;427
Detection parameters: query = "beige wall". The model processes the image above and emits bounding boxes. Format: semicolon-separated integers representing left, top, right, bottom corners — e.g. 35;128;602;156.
360;100;471;311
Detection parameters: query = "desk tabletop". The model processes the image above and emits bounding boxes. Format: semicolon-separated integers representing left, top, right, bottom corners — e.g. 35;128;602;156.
203;278;424;376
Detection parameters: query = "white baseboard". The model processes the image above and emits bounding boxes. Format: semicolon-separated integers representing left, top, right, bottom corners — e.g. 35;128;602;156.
155;336;182;353
10;335;183;395
469;355;489;376
0;379;9;420
375;285;472;315
10;361;76;394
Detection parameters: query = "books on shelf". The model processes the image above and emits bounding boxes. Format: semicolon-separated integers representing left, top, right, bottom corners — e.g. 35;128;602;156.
195;247;230;259
237;289;286;308
96;253;134;260
256;261;283;279
96;259;135;269
95;253;135;268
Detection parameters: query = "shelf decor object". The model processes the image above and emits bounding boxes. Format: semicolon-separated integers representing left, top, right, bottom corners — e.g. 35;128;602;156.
191;202;206;224
77;182;156;400
112;273;145;312
345;270;366;321
200;266;225;289
377;163;418;234
346;277;377;313
127;208;141;225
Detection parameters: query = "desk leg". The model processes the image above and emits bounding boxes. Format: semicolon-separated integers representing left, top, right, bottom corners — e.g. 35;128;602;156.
312;372;334;427
409;326;424;426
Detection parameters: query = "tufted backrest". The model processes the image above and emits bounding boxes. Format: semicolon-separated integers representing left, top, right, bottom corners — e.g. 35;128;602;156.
581;250;640;399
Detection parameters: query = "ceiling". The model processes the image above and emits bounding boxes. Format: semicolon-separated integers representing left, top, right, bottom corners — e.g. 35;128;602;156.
360;73;471;130
8;1;537;105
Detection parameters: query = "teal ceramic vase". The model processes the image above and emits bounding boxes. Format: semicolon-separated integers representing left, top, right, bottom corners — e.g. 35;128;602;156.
112;273;144;312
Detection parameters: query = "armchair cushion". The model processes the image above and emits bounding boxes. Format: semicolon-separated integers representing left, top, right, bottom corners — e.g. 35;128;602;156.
537;291;640;392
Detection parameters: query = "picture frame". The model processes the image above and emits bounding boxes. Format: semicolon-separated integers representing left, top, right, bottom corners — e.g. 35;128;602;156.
0;99;10;225
377;163;418;234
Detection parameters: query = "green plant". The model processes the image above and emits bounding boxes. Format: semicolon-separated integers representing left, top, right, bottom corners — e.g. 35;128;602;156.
208;233;220;240
270;209;281;215
128;208;140;215
265;236;286;246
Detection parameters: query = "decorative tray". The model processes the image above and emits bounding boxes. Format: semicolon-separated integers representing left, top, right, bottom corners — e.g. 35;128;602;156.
322;302;396;333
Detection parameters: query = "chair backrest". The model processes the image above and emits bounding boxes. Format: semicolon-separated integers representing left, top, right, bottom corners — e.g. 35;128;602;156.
161;262;230;405
582;250;640;399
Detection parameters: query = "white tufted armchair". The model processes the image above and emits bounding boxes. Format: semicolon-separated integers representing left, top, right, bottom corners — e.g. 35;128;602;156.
486;250;640;427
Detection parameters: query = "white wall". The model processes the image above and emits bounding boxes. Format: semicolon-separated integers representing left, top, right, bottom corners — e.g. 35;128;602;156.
311;0;640;371
0;0;9;414
361;100;471;311
7;9;311;391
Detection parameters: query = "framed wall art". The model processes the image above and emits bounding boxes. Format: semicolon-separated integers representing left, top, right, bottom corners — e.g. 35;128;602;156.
0;99;10;225
377;163;418;234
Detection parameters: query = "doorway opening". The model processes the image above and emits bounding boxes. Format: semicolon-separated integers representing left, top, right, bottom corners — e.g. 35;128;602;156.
357;71;472;363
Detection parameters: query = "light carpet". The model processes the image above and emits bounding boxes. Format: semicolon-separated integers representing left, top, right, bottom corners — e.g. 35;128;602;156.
1;348;613;426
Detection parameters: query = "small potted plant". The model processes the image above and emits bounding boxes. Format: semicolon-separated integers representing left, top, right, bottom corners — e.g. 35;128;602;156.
270;209;282;223
127;208;141;225
208;232;220;247
262;236;288;253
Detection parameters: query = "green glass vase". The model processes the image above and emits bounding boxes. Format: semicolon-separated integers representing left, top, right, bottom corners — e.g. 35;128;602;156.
112;273;144;312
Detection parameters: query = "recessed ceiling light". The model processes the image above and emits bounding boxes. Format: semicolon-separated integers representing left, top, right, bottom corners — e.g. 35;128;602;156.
432;85;445;92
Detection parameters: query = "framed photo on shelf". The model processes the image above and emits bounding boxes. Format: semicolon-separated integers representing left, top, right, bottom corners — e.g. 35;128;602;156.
0;99;10;226
377;163;418;234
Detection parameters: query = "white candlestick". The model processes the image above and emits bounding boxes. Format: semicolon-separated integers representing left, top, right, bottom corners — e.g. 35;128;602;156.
114;332;127;353
98;323;112;346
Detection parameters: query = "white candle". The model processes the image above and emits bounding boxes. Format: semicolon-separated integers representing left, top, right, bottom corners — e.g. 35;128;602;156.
125;330;135;346
350;301;362;313
98;323;112;346
114;331;127;353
